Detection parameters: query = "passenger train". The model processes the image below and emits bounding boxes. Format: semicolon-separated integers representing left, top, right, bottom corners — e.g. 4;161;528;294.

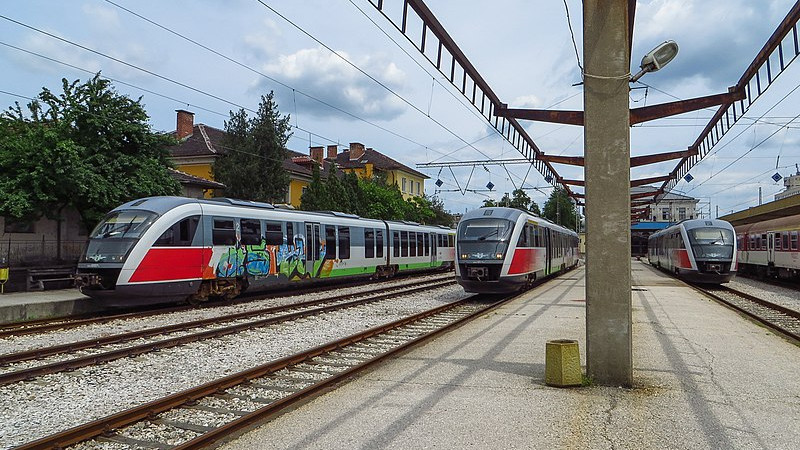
734;212;800;281
76;197;456;306
647;219;737;283
455;207;580;293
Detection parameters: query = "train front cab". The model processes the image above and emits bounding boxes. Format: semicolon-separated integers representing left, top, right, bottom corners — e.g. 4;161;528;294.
456;213;519;293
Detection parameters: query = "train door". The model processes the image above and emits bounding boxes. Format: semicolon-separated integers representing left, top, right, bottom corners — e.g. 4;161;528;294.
430;233;437;264
545;229;552;275
305;222;321;276
767;232;776;264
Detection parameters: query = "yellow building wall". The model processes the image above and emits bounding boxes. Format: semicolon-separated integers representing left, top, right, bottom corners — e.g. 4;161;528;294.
342;164;373;179
176;163;215;198
389;169;426;200
289;179;308;207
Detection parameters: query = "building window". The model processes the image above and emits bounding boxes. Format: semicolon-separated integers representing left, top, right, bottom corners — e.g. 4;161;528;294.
678;207;686;221
402;178;407;192
661;208;670;221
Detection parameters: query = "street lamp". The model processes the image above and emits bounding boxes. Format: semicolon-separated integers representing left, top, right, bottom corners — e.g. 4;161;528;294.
630;40;679;82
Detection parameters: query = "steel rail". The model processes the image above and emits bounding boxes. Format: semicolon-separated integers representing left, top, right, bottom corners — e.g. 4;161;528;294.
693;284;800;342
16;293;510;450
0;276;453;365
0;273;453;338
0;279;456;386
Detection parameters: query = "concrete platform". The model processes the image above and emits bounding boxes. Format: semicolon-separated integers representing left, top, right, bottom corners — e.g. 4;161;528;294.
220;260;800;450
0;289;95;325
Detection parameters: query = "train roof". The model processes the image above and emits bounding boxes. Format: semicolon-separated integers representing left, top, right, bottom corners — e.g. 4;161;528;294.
460;207;577;236
649;218;734;238
108;196;455;230
734;212;800;234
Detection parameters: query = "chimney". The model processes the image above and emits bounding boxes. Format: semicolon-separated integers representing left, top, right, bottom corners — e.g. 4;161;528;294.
349;142;365;160
176;109;194;139
310;146;324;164
327;145;338;160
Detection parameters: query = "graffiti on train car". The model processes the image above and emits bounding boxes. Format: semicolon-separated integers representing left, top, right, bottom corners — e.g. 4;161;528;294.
214;234;332;280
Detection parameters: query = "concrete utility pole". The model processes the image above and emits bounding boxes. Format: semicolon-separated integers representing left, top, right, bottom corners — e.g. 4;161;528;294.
583;0;633;386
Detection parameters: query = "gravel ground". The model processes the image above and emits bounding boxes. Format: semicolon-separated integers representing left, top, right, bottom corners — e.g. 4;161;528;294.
727;276;800;313
0;274;451;356
0;284;466;449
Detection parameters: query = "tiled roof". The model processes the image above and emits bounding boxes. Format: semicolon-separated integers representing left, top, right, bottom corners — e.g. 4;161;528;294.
169;124;226;157
168;168;226;189
331;148;429;179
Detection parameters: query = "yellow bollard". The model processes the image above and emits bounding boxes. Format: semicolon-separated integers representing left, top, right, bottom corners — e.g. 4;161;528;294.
545;339;582;387
0;266;8;294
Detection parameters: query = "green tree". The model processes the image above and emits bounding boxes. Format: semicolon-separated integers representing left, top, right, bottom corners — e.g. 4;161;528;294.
542;187;577;230
215;92;291;203
0;74;180;257
481;189;539;216
299;163;328;211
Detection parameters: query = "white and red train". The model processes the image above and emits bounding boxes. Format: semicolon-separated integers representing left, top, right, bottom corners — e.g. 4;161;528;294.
455;207;580;293
734;212;800;280
76;197;456;306
647;219;737;283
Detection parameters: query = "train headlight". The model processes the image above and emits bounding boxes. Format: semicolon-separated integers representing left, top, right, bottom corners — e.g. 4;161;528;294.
461;254;469;259
495;253;504;259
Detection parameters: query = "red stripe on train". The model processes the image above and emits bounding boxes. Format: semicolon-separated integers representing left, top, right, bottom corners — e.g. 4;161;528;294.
508;248;537;275
673;249;691;269
129;248;213;282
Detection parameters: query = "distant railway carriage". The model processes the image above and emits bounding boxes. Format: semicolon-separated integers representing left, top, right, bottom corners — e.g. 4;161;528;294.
647;219;737;283
455;207;579;293
734;213;800;280
76;197;455;306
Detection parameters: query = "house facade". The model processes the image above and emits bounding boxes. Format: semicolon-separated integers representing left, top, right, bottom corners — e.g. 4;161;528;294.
310;142;428;200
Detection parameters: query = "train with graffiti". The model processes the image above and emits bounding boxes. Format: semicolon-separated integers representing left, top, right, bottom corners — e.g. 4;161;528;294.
76;197;456;306
647;219;737;283
454;207;580;293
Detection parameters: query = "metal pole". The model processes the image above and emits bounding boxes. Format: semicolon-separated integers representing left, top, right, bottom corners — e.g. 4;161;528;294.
584;0;633;386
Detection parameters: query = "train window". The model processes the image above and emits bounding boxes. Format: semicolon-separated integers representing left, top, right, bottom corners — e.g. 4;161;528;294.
776;235;782;250
365;229;375;259
783;233;789;250
791;231;798;250
437;234;443;247
517;225;529;247
287;222;294;242
423;233;429;256
326;226;337;259
417;232;424;256
448;235;454;247
761;234;767;250
393;231;400;257
376;229;384;257
401;231;409;257
154;215;200;247
338;227;350;259
409;232;417;257
212;218;236;245
240;219;261;245
265;222;283;246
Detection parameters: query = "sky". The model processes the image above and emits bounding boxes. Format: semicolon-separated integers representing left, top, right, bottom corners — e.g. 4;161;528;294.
2;0;799;218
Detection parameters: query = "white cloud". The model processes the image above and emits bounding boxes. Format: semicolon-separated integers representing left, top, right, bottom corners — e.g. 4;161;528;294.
259;46;407;120
81;3;121;31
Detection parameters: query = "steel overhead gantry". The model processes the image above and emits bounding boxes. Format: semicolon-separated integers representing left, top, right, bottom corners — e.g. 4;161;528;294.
366;0;574;199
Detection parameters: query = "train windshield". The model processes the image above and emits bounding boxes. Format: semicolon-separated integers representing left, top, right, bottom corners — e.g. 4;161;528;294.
458;218;513;242
457;218;513;260
82;210;159;264
687;227;734;259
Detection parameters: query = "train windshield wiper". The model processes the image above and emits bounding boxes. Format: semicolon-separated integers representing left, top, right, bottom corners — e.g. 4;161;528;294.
477;229;499;240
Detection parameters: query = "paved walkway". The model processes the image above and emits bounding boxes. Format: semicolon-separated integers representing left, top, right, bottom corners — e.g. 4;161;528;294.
219;260;800;450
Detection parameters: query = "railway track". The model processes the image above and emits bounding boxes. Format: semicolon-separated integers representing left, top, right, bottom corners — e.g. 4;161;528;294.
695;284;800;342
0;277;456;386
0;273;454;338
15;292;508;450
